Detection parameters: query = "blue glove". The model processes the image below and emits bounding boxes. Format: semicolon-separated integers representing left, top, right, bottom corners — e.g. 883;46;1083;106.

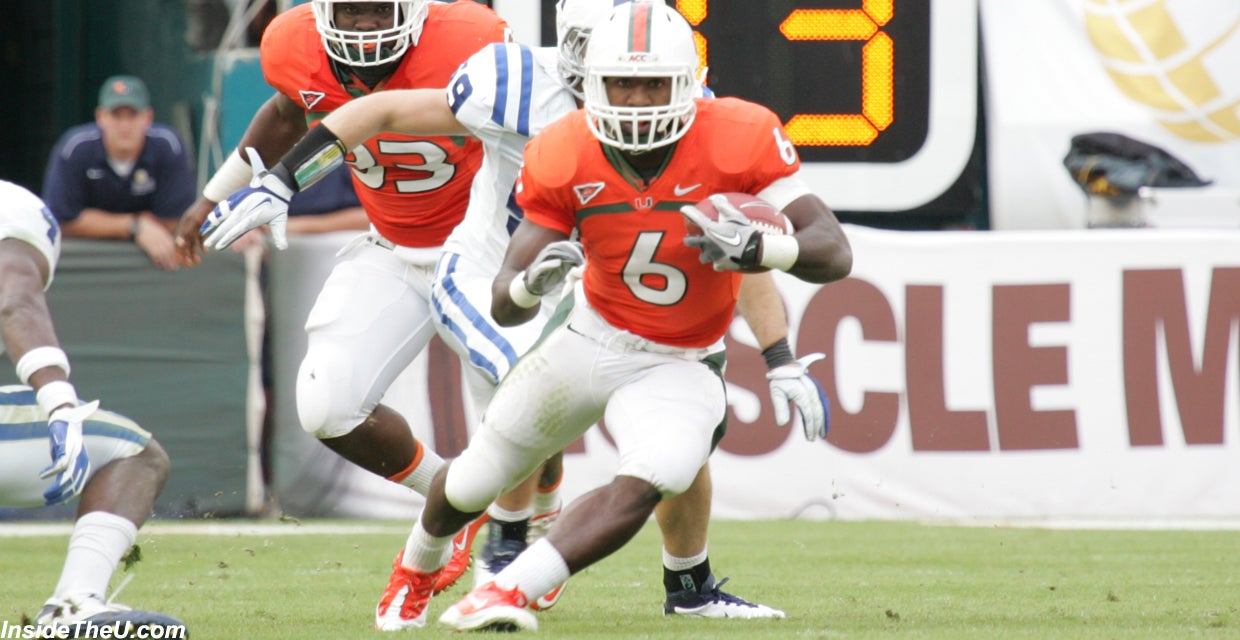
201;148;294;251
40;401;99;505
766;354;830;441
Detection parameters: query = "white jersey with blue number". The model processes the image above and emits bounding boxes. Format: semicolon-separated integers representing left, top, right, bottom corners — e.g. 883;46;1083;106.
0;179;62;289
0;184;148;508
430;43;576;409
443;43;578;273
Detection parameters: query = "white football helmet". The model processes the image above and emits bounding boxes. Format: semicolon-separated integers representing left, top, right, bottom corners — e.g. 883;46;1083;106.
583;1;698;153
556;0;639;100
312;0;429;68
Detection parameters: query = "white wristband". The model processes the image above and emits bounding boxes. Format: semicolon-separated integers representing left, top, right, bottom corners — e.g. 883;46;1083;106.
508;273;542;309
36;380;79;416
202;149;254;202
16;346;70;385
758;234;800;272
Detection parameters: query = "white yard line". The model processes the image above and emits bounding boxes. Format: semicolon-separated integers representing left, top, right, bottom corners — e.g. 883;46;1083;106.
7;517;1240;538
0;520;410;537
922;517;1240;531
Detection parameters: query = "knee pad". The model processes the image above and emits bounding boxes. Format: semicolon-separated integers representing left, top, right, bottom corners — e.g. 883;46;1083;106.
296;344;368;439
620;459;699;498
443;454;502;513
617;438;711;498
444;430;535;513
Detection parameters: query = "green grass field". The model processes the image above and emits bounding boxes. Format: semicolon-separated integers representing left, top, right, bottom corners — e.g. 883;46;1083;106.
2;519;1237;639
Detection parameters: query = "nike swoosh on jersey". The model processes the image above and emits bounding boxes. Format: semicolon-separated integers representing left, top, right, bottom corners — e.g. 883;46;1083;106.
673;183;701;196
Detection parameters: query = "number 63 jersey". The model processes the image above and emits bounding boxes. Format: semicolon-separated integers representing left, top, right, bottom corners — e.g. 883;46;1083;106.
260;2;509;248
516;98;803;349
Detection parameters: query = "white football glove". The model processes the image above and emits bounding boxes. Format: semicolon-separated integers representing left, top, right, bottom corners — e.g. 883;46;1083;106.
201;148;294;251
524;240;585;296
40;400;99;505
680;194;763;272
766;353;830;441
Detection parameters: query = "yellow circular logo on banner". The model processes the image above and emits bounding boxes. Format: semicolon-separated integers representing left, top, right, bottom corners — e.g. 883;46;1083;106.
1083;0;1240;143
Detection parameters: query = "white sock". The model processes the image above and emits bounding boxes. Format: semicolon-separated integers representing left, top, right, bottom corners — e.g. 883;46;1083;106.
663;546;708;572
398;447;445;496
492;538;570;600
52;511;137;601
532;487;561;516
401;519;453;572
486;502;533;522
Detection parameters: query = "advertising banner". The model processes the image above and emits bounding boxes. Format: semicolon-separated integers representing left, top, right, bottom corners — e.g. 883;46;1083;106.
268;227;1240;521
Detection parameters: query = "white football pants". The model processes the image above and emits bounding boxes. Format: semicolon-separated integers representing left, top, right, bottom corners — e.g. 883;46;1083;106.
430;250;552;418
444;283;727;513
0;386;149;508
296;236;440;439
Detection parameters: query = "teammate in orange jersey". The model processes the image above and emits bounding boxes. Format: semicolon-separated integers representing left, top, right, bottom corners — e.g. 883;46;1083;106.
383;1;853;632
171;0;509;616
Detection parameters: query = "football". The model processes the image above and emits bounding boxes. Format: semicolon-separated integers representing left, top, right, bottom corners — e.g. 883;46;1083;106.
685;192;794;236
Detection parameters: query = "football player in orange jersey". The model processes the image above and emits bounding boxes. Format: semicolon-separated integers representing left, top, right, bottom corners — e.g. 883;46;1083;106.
376;1;852;632
171;0;508;609
197;2;832;625
195;0;832;625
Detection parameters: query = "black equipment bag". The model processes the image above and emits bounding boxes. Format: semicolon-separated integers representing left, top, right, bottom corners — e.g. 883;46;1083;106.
1064;131;1211;199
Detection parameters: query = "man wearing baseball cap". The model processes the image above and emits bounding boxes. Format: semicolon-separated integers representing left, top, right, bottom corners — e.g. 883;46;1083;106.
41;75;195;271
97;75;151;111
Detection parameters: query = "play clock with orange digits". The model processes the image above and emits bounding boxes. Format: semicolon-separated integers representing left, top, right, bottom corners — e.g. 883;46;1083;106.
676;0;978;213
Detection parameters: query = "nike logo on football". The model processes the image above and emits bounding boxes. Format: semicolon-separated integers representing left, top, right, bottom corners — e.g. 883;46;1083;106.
673;183;701;196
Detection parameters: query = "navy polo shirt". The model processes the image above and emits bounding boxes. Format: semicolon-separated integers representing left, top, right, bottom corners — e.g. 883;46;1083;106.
42;122;196;222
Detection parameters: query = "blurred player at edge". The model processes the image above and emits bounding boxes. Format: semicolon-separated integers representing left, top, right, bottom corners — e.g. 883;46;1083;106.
0;179;184;634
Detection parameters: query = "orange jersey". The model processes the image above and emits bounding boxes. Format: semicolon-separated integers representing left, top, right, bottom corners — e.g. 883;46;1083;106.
516;98;801;347
261;3;508;247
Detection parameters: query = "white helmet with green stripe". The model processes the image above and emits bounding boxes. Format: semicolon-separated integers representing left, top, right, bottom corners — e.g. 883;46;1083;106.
583;0;699;153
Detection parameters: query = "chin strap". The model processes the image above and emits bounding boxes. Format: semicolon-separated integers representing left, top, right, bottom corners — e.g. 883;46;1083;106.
330;57;401;90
